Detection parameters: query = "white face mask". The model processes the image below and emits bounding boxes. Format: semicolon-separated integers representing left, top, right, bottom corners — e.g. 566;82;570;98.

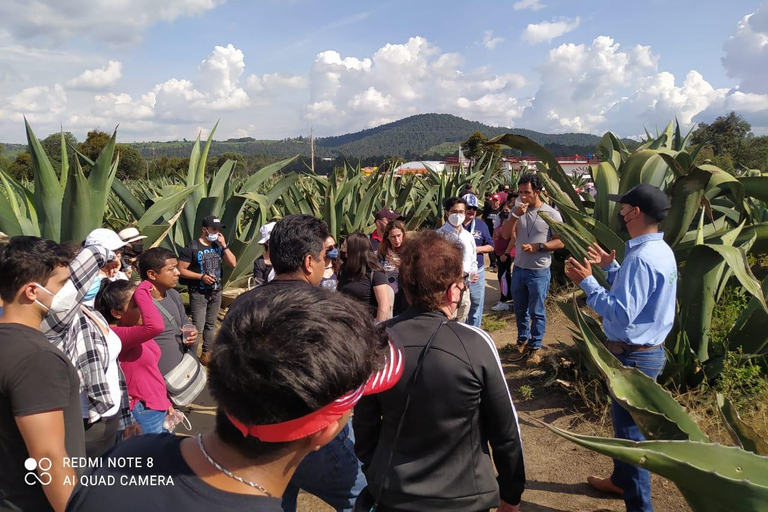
447;213;465;227
206;232;219;243
34;280;78;316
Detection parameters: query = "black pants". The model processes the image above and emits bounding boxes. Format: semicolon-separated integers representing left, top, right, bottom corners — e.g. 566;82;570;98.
84;414;119;458
189;290;222;353
497;256;514;302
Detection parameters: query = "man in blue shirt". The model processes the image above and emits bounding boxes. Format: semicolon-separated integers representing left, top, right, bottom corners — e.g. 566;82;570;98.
564;184;677;512
463;194;495;328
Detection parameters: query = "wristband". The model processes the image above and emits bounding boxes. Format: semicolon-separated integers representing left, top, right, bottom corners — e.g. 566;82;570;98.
511;212;520;219
221;246;229;251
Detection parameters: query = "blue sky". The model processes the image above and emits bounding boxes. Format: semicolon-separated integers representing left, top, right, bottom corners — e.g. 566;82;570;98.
1;0;767;143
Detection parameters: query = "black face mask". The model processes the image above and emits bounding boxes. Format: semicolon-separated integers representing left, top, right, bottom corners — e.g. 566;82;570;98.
130;242;144;255
500;211;510;219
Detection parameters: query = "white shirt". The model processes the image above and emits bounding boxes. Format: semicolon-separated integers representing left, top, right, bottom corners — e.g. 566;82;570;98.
438;223;478;274
80;322;122;420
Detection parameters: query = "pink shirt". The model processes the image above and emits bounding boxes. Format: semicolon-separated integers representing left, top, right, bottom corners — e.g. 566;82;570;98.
113;281;170;412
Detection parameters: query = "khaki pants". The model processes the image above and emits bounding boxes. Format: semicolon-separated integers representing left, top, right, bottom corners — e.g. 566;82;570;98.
455;288;472;323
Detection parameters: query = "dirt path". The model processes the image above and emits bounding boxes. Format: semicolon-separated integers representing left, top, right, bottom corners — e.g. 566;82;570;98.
184;270;690;511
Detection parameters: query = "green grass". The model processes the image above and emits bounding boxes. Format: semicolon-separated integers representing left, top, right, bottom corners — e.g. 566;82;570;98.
482;314;507;332
518;384;534;400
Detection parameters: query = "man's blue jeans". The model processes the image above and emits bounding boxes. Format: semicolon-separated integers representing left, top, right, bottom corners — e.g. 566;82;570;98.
512;267;550;349
467;267;486;328
612;345;666;512
282;422;366;512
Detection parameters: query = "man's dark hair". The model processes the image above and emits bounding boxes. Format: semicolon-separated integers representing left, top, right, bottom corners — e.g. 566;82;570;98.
518;173;543;192
0;236;70;303
269;214;330;275
443;196;467;211
341;232;382;282
95;279;136;324
138;247;177;281
210;285;389;460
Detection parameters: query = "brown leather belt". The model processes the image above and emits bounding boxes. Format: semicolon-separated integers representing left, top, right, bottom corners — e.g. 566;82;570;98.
604;340;661;355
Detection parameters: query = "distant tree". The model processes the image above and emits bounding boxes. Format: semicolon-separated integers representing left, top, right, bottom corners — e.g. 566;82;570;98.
8;152;34;181
149;156;189;178
690;112;752;162
206;152;247;177
40;131;78;174
0;144;9;173
736;136;768;170
461;131;501;169
77;130;146;179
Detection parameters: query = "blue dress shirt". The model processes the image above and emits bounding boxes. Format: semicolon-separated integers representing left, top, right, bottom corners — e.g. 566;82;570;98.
578;233;677;346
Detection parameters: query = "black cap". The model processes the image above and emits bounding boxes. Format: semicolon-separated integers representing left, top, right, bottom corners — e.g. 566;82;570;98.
375;209;404;221
202;216;225;229
607;184;670;222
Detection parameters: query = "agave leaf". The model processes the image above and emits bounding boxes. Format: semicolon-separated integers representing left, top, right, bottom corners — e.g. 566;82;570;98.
0;172;25;236
591;161;620;225
59;129;70;193
539;213;609;289
86;128;119;230
717;394;768;455
738;176;768;202
661;167;711;248
727;273;768;356
61;158;93;243
487;133;585;212
137;184;202;229
26;118;62;240
543;423;768;512
537;171;579;212
110;179;146;219
571;302;708;441
240;156;299;194
209;159;236;199
596;132;627;170
554;202;627;262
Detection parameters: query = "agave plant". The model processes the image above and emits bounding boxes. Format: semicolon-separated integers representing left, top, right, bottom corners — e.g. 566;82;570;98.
549;300;768;512
0;120;194;245
488;123;768;386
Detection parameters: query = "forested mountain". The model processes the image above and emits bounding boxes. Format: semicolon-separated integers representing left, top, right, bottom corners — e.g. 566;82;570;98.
3;114;626;164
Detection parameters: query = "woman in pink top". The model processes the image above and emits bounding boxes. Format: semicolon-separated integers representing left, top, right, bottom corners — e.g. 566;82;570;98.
95;279;172;434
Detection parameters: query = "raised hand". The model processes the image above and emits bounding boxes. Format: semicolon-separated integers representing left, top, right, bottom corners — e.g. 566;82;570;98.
586;242;615;268
565;257;592;284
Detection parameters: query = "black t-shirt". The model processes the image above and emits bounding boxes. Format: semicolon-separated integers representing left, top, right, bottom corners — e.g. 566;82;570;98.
179;239;224;293
0;323;85;512
66;434;283;512
252;256;273;285
338;271;388;315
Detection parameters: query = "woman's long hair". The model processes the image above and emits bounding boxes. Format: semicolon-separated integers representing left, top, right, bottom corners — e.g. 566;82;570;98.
377;220;406;261
95;279;136;325
341;232;382;281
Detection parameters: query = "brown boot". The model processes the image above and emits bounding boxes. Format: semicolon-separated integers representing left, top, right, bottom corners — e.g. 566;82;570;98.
516;341;528;354
587;475;624;496
199;351;211;367
527;349;542;366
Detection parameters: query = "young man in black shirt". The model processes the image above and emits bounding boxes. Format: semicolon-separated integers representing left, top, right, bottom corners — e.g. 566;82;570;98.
178;216;236;365
0;237;85;512
66;285;401;512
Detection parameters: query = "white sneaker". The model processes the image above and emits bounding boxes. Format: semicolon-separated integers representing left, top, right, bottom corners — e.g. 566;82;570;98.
491;301;510;312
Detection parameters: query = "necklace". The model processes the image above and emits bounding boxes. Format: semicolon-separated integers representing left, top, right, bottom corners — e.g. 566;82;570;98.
197;434;273;496
524;209;541;239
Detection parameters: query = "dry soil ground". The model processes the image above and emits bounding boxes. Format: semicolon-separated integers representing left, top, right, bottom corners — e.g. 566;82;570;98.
183;270;690;512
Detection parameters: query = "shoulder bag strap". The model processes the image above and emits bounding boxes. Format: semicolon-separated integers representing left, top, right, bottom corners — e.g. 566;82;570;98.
154;299;181;331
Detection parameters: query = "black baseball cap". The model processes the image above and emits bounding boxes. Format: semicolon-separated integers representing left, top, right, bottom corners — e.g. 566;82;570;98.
607;184;670;222
375;209;404;221
202;216;225;229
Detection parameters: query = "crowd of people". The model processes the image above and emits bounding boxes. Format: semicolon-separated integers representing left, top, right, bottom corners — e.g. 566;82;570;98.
0;172;677;512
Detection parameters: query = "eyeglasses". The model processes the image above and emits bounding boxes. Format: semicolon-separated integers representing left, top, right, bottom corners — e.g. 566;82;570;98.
468;207;478;211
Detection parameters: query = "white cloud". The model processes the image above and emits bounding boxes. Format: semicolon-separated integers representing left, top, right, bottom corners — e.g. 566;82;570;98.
522;17;580;44
246;73;308;92
68;61;122;90
513;0;545;11
481;30;504;50
0;0;224;44
521;36;730;135
722;7;768;94
305;36;526;132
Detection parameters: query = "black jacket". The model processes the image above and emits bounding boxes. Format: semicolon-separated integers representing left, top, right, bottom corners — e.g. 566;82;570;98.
354;308;525;511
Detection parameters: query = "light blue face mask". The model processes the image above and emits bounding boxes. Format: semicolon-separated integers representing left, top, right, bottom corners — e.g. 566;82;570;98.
326;248;339;260
83;276;102;302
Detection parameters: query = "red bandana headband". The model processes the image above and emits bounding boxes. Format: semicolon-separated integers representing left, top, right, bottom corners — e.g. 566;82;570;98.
227;342;404;442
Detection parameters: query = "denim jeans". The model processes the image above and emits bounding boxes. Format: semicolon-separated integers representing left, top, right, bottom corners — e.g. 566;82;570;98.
188;289;222;353
611;345;666;512
282;422;367;512
131;401;168;435
467;267;486;328
512;267;551;349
